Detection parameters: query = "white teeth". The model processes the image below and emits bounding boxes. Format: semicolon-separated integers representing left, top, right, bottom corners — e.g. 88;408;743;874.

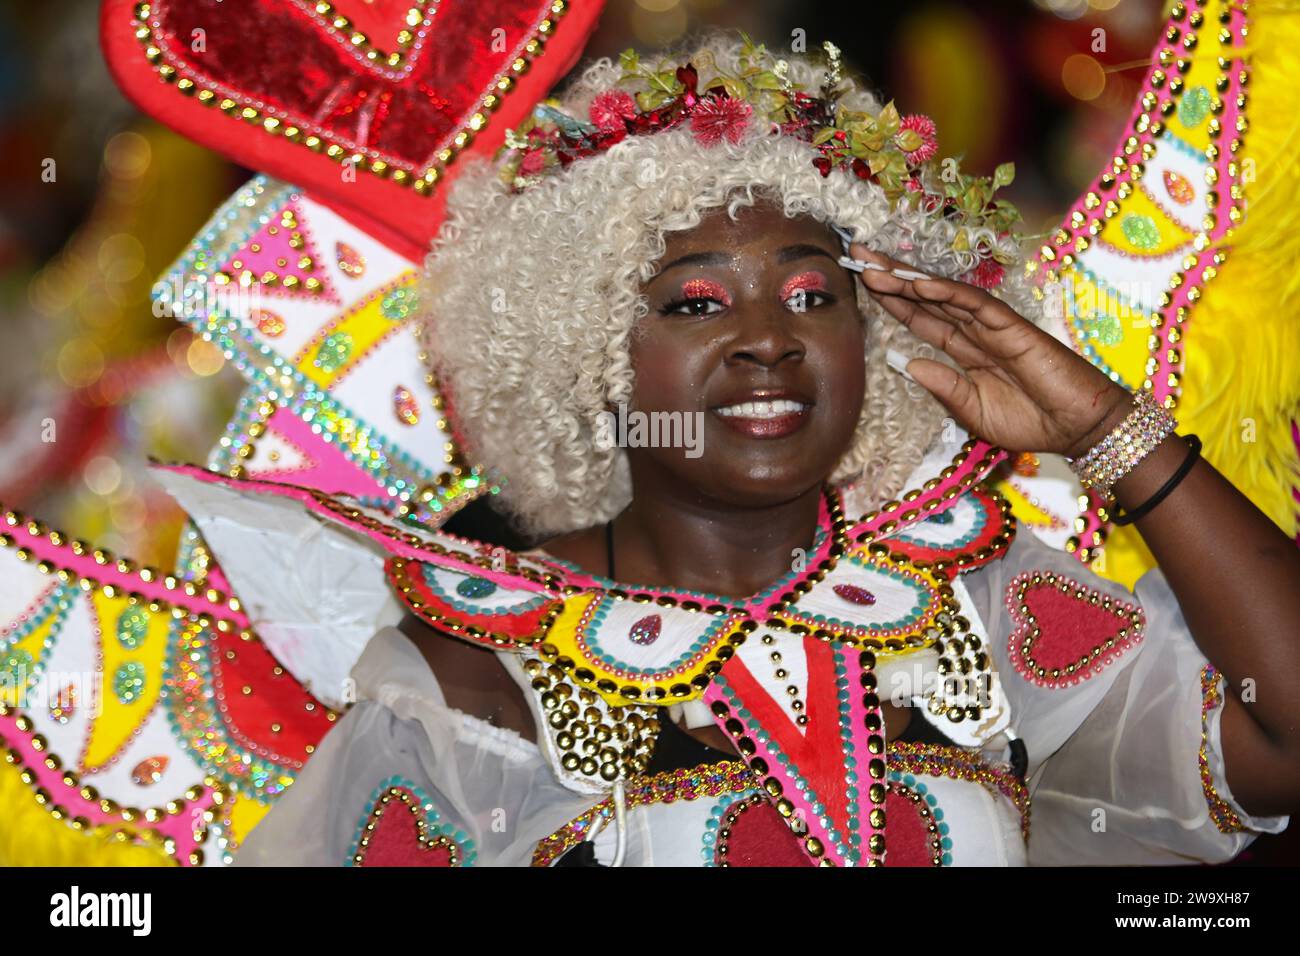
715;399;809;419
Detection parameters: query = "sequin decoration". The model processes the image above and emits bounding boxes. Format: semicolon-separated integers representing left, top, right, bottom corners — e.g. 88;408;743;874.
1011;452;1039;478
336;242;366;278
253;308;286;337
115;606;150;651
832;584;877;606
393;385;421;426
1163;170;1195;206
49;684;76;724
1120;214;1160;251
1198;665;1245;833
926;509;954;524
1177;85;1212;128
315;332;354;373
628;613;662;646
113;661;147;704
381;286;418;321
2;649;34;686
455;576;498;600
1083;313;1123;346
131;756;169;787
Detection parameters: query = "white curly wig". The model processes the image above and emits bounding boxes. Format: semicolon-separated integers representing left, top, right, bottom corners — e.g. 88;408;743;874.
418;34;1041;540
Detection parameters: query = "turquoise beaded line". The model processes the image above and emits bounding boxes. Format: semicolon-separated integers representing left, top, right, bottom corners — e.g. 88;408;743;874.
832;651;866;861
786;555;931;634
1160;123;1213;162
1064;270;1134;387
0;584;73;696
887;769;953;865
893;494;987;549
344;775;477;866
418;564;549;616
580;597;736;676
712;674;860;864
700;788;763;866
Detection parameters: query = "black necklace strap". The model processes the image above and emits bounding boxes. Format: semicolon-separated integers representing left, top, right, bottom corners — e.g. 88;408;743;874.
1111;434;1201;526
605;518;615;579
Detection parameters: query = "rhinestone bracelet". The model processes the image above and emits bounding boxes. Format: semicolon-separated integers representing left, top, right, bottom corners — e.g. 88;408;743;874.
1068;390;1178;498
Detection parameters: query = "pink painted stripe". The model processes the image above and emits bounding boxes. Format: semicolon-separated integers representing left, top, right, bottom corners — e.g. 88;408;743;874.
0;508;248;629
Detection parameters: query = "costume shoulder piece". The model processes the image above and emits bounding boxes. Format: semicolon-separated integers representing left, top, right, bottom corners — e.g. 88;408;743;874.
153;440;1011;704
142;438;1017;867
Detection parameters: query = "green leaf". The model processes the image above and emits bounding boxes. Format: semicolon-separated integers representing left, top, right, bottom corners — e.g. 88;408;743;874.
993;162;1016;189
876;101;901;138
619;49;640;75
750;71;784;91
720;77;749;100
812;127;840;146
895;129;922;153
649;71;683;95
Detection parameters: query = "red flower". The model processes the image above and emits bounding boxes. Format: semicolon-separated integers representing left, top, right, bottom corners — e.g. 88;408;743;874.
589;90;637;132
519;150;546;176
690;95;753;147
899;114;939;165
963;257;1006;289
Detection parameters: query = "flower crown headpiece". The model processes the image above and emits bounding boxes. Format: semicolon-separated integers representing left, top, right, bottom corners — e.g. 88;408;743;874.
499;37;1022;289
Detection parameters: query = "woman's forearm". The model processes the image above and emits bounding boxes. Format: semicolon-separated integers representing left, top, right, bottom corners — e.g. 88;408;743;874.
1110;429;1300;809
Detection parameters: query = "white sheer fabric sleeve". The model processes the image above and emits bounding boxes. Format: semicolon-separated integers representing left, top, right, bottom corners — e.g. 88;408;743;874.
961;525;1289;866
232;626;592;866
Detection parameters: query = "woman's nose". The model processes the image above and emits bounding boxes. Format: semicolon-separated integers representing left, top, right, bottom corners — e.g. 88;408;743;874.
724;304;805;368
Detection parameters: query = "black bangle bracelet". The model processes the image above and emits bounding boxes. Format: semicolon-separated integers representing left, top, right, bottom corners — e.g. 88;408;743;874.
1110;434;1202;526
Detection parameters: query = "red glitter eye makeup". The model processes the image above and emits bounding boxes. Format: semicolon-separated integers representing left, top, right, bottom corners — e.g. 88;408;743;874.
779;271;829;302
681;278;731;305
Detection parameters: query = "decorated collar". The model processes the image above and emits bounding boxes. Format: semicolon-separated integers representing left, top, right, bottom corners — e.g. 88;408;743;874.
154;437;1010;709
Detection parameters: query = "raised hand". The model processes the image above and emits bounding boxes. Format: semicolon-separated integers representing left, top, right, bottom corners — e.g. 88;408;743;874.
850;244;1132;458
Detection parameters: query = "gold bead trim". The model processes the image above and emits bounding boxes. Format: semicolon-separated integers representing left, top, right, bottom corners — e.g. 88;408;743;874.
0;508;244;633
530;759;757;866
350;785;465;866
0;698;230;866
888;741;1031;838
522;656;660;783
1198;665;1245;834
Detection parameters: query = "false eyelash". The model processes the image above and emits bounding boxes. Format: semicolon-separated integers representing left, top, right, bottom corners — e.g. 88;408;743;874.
659;296;719;315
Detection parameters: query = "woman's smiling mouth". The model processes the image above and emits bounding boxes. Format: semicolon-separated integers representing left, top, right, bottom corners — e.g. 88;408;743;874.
711;397;814;438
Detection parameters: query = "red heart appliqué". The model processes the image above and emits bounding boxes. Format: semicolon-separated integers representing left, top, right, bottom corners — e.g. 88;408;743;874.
713;795;814;867
1005;570;1145;688
883;783;944;867
349;783;469;866
101;0;605;258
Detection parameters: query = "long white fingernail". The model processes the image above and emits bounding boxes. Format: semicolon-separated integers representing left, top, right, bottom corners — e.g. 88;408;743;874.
838;255;889;273
885;348;915;382
892;267;932;281
830;224;855;250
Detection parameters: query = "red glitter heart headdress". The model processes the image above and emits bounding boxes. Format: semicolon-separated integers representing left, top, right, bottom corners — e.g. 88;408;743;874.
100;0;605;261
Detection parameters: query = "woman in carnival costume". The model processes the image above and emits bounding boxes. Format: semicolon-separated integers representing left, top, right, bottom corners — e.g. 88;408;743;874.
150;34;1299;867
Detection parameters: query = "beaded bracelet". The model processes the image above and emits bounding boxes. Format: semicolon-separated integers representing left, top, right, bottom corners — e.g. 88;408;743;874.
1111;434;1202;525
1067;390;1178;498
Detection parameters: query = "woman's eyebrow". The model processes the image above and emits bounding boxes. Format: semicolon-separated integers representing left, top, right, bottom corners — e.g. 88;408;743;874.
777;243;838;264
657;250;733;274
